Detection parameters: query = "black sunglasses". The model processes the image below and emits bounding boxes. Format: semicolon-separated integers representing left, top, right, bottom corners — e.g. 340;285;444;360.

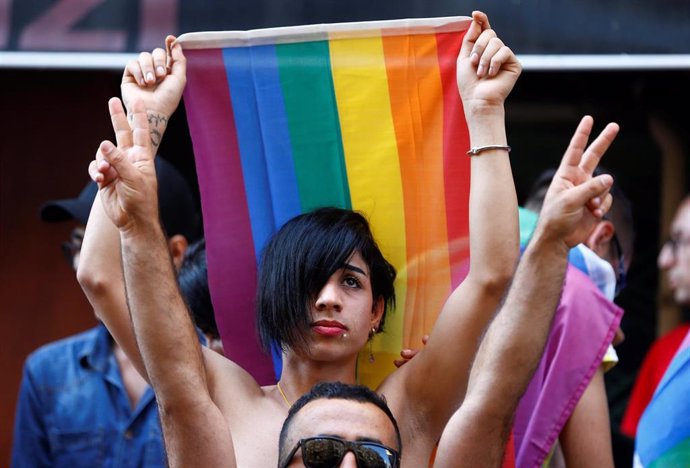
61;228;85;265
281;436;400;468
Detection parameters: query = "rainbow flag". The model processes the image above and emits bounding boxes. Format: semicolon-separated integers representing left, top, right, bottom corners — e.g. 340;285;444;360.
635;331;690;467
178;17;472;387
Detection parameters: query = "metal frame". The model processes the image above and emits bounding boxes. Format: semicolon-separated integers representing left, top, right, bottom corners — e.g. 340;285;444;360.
2;51;690;70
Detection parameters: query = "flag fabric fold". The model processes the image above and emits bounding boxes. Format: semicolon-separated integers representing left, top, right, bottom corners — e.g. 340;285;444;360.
178;17;473;387
513;208;624;467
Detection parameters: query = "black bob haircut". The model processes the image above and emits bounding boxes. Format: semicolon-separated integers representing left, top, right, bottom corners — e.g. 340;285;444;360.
257;207;396;353
278;381;402;467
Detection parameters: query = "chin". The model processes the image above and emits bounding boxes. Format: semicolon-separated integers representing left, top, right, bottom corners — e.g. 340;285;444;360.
675;289;690;307
307;338;364;363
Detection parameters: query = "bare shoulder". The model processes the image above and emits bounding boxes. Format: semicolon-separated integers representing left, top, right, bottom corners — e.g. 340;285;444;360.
201;350;289;467
201;347;269;415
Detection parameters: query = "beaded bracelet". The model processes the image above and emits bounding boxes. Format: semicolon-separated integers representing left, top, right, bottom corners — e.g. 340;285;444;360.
467;144;511;156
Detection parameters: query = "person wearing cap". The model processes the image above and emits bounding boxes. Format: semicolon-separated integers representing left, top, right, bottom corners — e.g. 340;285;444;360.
11;158;201;468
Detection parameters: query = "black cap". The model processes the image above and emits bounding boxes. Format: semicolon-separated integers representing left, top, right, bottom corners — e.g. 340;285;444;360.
40;158;201;242
40;181;97;225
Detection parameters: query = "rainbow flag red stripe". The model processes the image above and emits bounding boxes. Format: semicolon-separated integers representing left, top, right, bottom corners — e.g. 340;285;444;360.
179;17;472;386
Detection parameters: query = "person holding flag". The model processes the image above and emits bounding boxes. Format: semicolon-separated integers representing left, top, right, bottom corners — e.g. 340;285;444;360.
78;11;594;467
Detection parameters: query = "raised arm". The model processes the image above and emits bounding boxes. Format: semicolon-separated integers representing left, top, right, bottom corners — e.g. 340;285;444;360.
77;181;148;379
434;116;619;467
89;98;236;467
78;37;187;380
382;11;520;435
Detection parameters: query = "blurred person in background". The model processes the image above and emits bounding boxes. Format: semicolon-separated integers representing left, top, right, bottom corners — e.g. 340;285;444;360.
633;195;690;467
513;168;633;468
11;157;200;468
178;238;224;356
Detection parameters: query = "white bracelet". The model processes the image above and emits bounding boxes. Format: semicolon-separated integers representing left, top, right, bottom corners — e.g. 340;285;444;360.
467;144;511;156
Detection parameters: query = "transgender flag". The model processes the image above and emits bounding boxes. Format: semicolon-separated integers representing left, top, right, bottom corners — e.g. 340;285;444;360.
178;17;472;387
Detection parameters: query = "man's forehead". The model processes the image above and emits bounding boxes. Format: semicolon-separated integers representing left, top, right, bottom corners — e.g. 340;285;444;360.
290;399;395;445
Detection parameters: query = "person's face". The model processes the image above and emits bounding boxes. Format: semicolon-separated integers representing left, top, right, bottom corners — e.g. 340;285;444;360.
306;251;384;360
282;399;398;468
659;201;690;305
62;226;85;272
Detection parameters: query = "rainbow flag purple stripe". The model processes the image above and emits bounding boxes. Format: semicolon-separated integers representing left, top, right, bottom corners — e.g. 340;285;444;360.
178;17;472;386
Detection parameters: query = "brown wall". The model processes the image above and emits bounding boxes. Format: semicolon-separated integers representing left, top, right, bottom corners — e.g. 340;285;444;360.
0;67;197;464
0;68;121;463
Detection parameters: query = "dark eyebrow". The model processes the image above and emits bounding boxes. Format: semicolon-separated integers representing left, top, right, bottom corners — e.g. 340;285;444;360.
343;263;367;276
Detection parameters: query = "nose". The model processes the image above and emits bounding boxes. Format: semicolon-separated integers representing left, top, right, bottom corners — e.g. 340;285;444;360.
659;242;675;270
315;279;343;312
339;452;358;467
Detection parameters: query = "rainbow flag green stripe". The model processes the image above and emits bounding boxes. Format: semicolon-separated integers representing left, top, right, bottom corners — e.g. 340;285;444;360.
180;17;472;386
277;41;352;210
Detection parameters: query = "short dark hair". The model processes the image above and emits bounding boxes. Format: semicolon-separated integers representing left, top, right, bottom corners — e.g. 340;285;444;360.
256;207;396;353
525;167;635;260
278;381;402;467
178;238;219;340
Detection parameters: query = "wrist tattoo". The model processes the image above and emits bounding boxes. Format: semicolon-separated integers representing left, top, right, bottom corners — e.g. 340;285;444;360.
147;112;169;149
147;112;169;128
150;129;163;148
124;109;168;149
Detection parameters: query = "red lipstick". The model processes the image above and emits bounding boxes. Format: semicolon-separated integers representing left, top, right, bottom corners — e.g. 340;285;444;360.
311;320;348;337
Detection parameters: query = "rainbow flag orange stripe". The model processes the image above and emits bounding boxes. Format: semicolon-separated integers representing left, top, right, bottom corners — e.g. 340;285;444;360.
178;17;472;387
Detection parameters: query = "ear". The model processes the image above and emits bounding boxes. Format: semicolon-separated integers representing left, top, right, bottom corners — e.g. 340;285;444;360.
168;234;189;270
584;220;615;258
371;297;385;331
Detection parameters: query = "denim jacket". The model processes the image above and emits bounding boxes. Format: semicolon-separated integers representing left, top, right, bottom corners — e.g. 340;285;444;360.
11;324;166;468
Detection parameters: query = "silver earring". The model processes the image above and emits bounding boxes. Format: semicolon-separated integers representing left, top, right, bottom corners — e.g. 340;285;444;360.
368;327;376;363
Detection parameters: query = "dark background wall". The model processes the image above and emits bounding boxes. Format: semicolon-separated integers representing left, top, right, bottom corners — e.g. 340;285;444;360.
0;68;197;462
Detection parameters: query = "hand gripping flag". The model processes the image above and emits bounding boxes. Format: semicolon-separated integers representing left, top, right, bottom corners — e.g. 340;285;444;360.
178;17;472;387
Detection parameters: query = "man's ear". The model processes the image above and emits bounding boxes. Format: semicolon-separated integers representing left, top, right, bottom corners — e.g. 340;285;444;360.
371;297;385;331
584;220;615;258
168;234;189;270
